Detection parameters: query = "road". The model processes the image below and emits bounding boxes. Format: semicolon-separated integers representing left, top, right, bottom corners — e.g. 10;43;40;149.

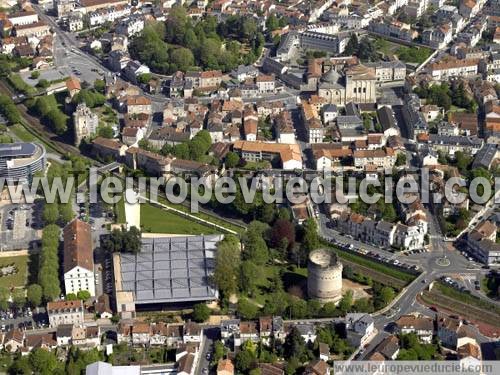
318;199;497;354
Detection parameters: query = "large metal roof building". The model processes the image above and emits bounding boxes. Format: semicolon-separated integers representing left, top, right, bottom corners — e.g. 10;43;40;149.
113;235;223;306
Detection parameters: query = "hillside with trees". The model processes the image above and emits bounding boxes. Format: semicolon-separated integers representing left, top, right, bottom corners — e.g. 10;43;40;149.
129;6;264;74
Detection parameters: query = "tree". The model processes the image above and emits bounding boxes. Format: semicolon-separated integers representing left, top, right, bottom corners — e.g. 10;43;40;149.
238;297;259;320
344;34;359;56
8;356;32;374
243;221;269;265
240;260;261;296
284;326;307;360
43;202;59;225
357;37;378;62
395;153;407;167
338;290;353;313
353;298;373;313
45;109;68;134
258;204;275;224
192;303;211;322
12;289;26;308
66;293;77;301
213;235;241;297
98;125;114;138
0;94;21;124
73;89;106;108
377;286;395;307
170;48;195;72
235;345;256;373
59;203;74;225
301;218;319;254
225;151;240;168
130;24;170;74
77;290;91;300
123;226;142;253
37;79;49;88
382;204;397;222
172;143;190;159
30;71;40;79
270;219;295;255
29;348;61;374
94;79;105;94
137;73;152;84
27;284;43;307
266;14;280;31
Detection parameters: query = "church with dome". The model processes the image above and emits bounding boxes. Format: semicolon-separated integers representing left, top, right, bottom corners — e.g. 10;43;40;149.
311;58;377;106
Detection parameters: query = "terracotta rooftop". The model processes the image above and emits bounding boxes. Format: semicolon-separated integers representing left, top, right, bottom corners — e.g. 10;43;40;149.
217;359;234;373
47;300;83;312
66;76;81;92
93;137;124;150
126;95;151;106
233;140;302;163
63;219;93;273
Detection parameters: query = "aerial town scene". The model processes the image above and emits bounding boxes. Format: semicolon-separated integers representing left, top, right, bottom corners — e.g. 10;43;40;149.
0;0;499;374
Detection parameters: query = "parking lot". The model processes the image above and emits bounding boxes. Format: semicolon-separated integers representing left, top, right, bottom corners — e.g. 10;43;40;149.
0;203;40;251
1;306;49;333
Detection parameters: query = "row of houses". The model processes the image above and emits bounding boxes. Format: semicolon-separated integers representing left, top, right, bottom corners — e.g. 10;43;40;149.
370;313;483;363
0;325;100;354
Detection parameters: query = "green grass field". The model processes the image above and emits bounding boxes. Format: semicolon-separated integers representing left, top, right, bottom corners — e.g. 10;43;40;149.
9;123;36;142
0;255;30;289
115;197;126;224
155;196;245;234
140;203;219;235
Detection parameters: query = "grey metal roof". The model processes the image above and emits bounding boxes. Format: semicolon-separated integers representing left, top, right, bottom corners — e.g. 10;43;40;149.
119;235;223;305
377;106;397;131
0;143;36;158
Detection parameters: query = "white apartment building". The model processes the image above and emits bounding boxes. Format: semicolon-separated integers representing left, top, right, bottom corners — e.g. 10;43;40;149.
47;300;84;328
8;11;39;26
63;219;95;297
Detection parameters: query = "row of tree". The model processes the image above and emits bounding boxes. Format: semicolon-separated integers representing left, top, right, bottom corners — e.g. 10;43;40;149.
8;347;103;375
0;94;21;124
38;224;62;302
102;226;142;254
28;95;68;135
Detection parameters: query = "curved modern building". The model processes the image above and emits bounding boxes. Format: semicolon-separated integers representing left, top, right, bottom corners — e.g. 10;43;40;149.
307;249;343;303
0;142;46;182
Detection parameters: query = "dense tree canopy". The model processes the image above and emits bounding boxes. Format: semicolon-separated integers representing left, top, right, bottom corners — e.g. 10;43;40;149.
130;8;264;74
213;235;241;297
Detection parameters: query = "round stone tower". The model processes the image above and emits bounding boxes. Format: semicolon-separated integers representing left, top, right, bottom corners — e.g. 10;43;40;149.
307;249;343;303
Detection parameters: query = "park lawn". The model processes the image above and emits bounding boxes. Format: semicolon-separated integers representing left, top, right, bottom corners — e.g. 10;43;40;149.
242;161;272;171
250;265;281;305
395;45;433;65
9;123;36;142
373;37;394;56
0;255;30;289
7;74;37;96
115;196;126;224
156;196;245;234
140;203;219;235
9;123;58;153
248;265;309;306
